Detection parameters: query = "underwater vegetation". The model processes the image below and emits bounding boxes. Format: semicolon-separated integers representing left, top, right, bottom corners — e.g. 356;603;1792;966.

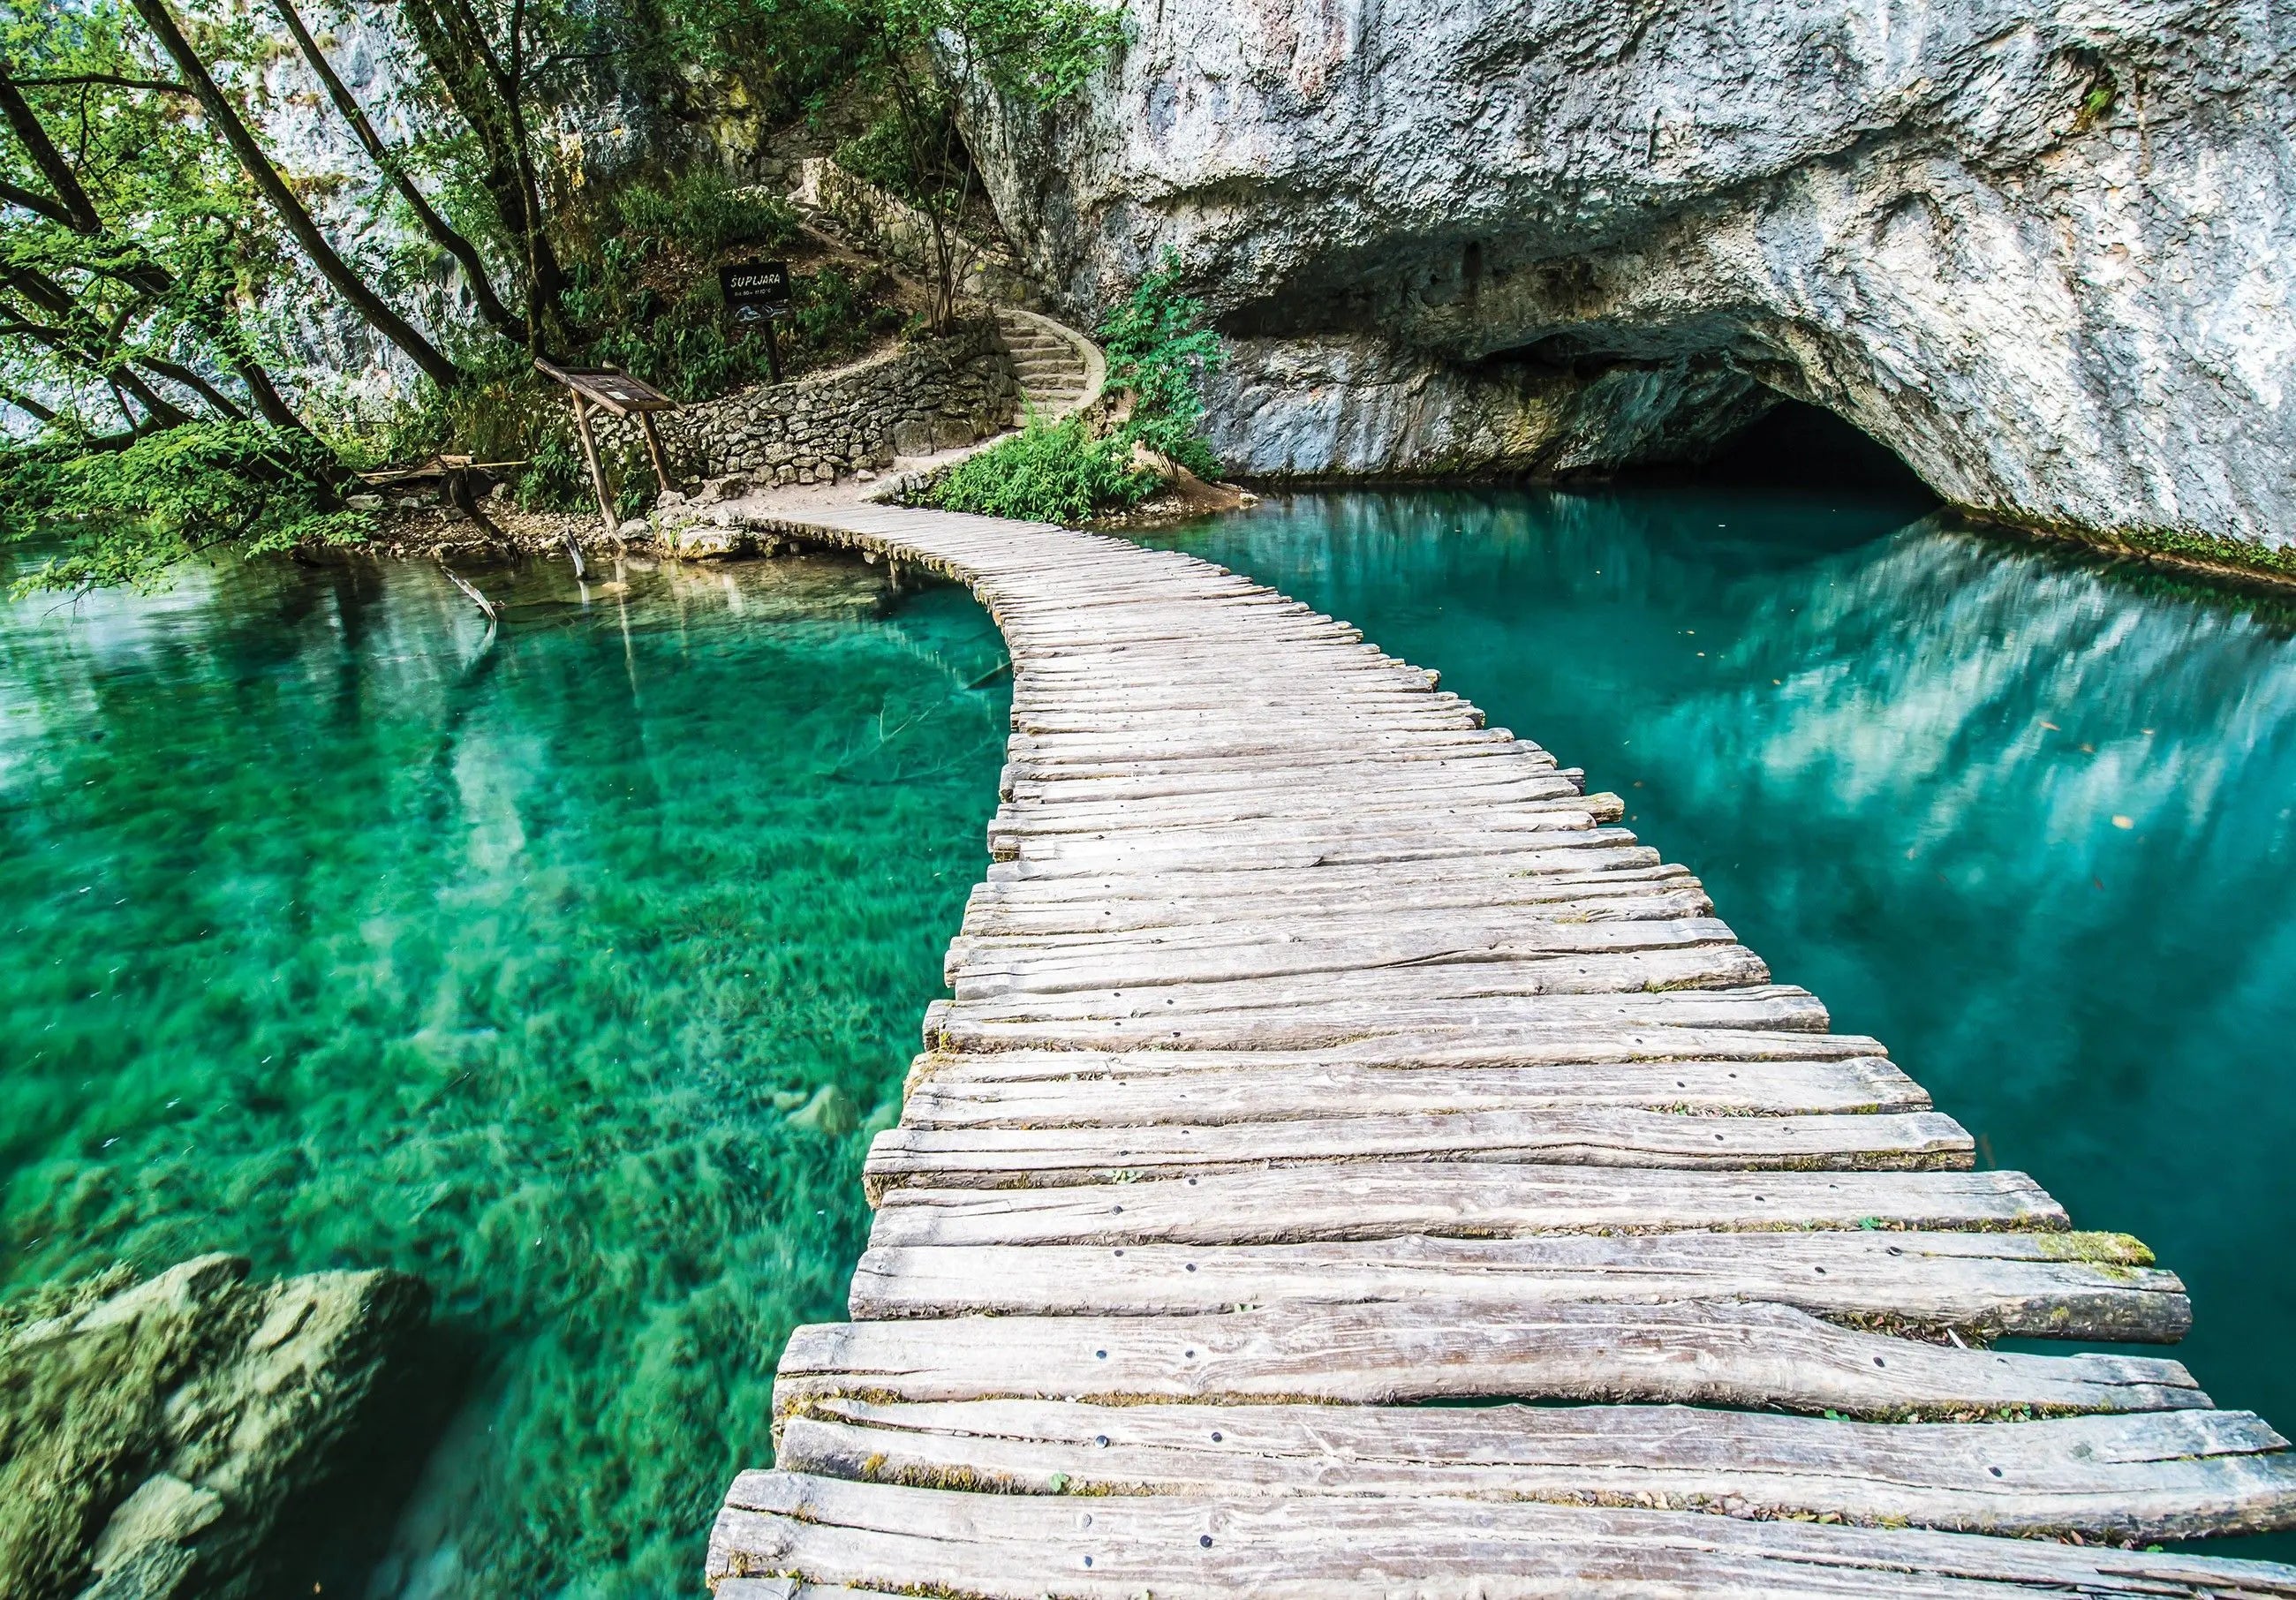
0;550;1010;1596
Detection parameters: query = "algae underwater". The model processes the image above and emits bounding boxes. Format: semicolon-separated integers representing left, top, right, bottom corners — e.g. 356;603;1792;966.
0;547;1011;1596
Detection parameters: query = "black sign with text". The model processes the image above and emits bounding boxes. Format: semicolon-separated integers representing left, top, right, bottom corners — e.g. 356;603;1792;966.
720;260;792;321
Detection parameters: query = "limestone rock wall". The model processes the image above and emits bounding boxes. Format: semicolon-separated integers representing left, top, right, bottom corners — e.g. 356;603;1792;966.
955;0;2296;550
621;323;1017;487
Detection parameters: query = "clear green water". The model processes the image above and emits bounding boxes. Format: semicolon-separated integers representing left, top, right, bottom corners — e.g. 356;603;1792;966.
1142;487;2296;1557
0;551;1011;1596
11;482;2295;1580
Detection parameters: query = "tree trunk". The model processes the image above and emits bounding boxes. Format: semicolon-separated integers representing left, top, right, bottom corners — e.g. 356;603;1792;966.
129;0;468;393
398;0;567;348
268;0;525;341
1;61;319;438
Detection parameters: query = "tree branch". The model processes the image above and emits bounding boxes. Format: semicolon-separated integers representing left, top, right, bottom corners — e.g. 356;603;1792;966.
0;62;104;232
137;354;249;419
15;73;195;95
268;0;524;340
128;0;467;391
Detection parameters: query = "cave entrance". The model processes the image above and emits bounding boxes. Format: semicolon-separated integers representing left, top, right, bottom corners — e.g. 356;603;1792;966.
1692;397;1935;501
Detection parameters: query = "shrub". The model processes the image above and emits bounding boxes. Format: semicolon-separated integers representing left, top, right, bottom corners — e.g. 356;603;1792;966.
925;415;1152;525
612;168;799;259
2;423;367;593
1099;248;1226;476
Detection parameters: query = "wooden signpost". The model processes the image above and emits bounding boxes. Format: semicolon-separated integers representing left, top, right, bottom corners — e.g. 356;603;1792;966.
532;356;680;540
721;259;793;381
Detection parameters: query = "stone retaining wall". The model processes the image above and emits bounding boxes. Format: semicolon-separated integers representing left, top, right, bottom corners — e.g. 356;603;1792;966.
607;321;1017;490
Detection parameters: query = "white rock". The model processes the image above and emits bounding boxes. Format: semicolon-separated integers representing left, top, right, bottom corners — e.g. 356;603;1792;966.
957;0;2296;551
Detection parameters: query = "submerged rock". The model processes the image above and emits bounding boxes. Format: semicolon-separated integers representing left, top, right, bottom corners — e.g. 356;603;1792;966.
0;1255;429;1600
955;0;2296;555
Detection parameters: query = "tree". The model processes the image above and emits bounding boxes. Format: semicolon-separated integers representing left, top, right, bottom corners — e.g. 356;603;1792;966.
396;0;572;350
268;0;524;341
841;0;1122;331
0;7;307;437
126;0;469;390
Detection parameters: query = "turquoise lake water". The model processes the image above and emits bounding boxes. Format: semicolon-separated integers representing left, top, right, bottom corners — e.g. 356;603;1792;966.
0;550;1011;1596
6;479;2293;1587
1140;487;2296;1558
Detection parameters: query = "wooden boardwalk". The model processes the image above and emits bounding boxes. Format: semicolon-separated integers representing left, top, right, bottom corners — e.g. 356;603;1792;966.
707;503;2296;1597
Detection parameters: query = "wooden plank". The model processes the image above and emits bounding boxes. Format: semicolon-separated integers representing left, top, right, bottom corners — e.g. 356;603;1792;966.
777;1398;2296;1539
956;882;1714;940
946;917;1746;995
925;985;1837;1052
985;782;1606;836
937;962;1792;1021
861;1107;1971;1197
1008;703;1490;732
865;1166;2068;1247
976;841;1669;898
708;1474;2296;1596
993;743;1542;786
996;822;1651;873
900;1054;1927;1122
995;829;1637;872
772;1304;2207;1419
909;1026;1895;1075
948;944;1767;1008
847;1233;2186;1342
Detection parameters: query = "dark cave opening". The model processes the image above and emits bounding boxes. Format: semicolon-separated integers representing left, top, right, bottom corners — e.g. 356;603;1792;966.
1688;396;1937;500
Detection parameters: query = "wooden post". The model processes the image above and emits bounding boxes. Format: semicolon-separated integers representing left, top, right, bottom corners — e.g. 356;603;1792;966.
570;390;617;539
638;411;676;495
762;315;783;383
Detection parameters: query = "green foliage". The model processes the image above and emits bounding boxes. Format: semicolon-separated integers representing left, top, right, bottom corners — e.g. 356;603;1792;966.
789;262;913;363
925;414;1151;524
1099;248;1226;475
1;423;366;593
0;0;293;434
610;167;799;259
839;0;1125;327
895;0;1129;104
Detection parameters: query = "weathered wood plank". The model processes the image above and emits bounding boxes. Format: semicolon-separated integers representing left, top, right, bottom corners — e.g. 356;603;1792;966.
955;877;1709;939
998;756;1574;804
848;1233;2186;1341
863;1107;1971;1196
908;1025;1895;1076
777;1398;2296;1539
900;1055;1927;1123
947;944;1767;1010
772;1304;2205;1419
986;782;1605;837
996;809;1624;859
947;917;1745;995
865;1166;2067;1247
708;1474;2296;1596
975;842;1674;900
925;985;1836;1051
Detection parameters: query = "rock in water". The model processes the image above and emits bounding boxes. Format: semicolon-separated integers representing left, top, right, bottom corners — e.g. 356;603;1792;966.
955;0;2295;555
0;1255;430;1600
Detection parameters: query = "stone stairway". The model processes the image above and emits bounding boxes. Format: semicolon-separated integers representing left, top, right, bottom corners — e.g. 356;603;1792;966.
995;306;1100;424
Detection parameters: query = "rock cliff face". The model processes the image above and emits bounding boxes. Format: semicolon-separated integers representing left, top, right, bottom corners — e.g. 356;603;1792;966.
955;0;2296;553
